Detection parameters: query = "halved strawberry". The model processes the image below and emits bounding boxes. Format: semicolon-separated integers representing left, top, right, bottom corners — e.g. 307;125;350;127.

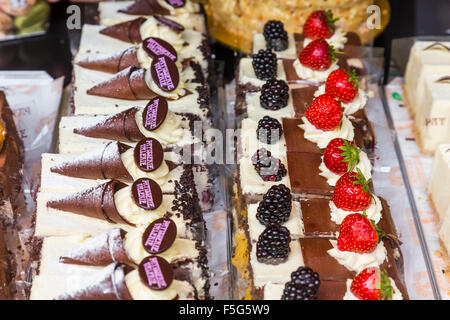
350;267;394;300
303;10;339;40
332;168;373;211
337;213;381;253
325;69;359;103
299;39;340;71
324;138;361;174
305;94;342;131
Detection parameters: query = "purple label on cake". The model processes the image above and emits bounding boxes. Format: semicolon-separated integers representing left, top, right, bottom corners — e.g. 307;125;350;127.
142;218;177;254
151;55;180;92
131;178;163;210
134;138;164;172
138;256;173;290
143;37;177;61
146;219;170;251
142;97;168;131
164;0;185;8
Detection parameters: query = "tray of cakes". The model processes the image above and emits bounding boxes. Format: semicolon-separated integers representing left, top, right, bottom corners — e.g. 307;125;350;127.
228;11;441;300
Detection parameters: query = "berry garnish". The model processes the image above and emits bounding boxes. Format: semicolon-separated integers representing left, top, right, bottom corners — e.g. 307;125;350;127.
251;148;287;182
299;39;341;71
325;69;359;103
252;49;277;81
332;168;373;211
281;266;320;300
350;267;393;300
263;20;288;51
260;79;289;110
337;213;381;254
256;116;283;145
256;223;291;265
324;138;361;174
303;10;339;40
256;184;292;225
304;94;342;131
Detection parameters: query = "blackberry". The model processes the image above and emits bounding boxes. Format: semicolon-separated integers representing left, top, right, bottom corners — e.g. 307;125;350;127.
256;116;283;144
256;184;292;225
256;223;291;264
263;20;288;51
281;267;320;300
260;79;289;110
252;49;277;81
251;148;287;182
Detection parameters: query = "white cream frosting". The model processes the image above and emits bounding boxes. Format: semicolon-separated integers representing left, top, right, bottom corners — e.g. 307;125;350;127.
343;278;403;300
144;68;186;100
327;240;387;273
318;151;372;186
303;28;348;50
124;227;199;264
114;185;166;227
156;0;199;14
293;58;339;82
125;270;194;300
299;116;354;149
140;17;184;51
314;84;367;115
135;108;184;145
329;194;382;225
120;148;169;185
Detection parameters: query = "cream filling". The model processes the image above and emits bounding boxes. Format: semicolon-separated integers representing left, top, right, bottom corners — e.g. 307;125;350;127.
303;28;348;50
293;58;339;82
318;151;372;186
298;116;354;149
124;228;199;264
156;0;198;14
327;240;387;273
135;108;184;145
329;195;382;225
343;278;403;300
114;186;166;227
125;269;193;300
314;84;368;115
144;68;186;100
120;148;169;185
140;17;184;50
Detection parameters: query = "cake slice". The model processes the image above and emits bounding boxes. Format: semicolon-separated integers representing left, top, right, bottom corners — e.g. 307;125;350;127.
428;143;450;221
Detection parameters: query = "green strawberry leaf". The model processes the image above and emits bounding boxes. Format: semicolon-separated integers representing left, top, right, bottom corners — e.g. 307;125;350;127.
380;269;393;300
328;45;344;62
326;10;340;33
337;140;361;172
346;69;359;89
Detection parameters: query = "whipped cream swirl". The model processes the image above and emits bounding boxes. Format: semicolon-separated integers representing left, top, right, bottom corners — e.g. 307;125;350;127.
140;17;184;50
329;194;382;225
293;58;339;82
319;151;372;186
303;28;348;50
120;148;169;185
299;116;354;149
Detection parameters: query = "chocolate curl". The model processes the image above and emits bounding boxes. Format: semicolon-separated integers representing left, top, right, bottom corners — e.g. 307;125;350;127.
55;262;133;300
77;47;139;74
47;180;133;226
118;0;170;15
60;228;134;266
50;141;132;181
87;66;157;100
73;107;145;142
100;17;145;44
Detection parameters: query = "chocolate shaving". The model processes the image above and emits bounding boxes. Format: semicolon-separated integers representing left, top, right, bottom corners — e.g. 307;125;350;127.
434;76;450;83
154;15;185;32
422;42;450;52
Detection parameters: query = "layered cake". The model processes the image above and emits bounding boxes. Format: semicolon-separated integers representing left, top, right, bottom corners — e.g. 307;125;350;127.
30;0;212;300
232;11;408;300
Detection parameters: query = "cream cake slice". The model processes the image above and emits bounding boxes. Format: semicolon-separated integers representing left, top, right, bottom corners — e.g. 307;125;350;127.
428;143;450;221
404;41;450;115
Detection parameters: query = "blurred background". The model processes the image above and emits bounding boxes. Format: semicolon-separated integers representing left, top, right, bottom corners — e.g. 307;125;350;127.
0;0;449;86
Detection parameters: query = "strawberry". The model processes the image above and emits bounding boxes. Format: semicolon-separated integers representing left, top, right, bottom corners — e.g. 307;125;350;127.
304;94;342;131
350;267;394;300
325;69;359;103
303;10;339;40
332;168;373;211
299;39;340;71
337;213;380;253
323;138;361;174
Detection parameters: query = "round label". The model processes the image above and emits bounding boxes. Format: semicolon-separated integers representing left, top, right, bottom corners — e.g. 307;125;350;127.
143;37;178;62
164;0;185;8
131;178;163;210
134;138;164;172
142;97;168;131
138;256;173;290
150;55;180;92
154;15;185;32
142;218;177;254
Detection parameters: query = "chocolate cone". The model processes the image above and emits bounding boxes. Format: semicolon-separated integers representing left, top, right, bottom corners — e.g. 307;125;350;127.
50;141;132;181
60;228;134;266
119;0;170;15
47;180;132;225
87;66;157;100
55;262;133;300
100;17;145;44
77;47;139;74
73;107;145;142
